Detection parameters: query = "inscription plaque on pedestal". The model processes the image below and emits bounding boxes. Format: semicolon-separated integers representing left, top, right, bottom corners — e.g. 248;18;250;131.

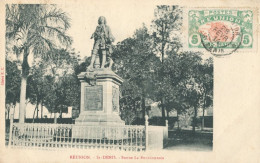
84;85;103;111
112;86;119;112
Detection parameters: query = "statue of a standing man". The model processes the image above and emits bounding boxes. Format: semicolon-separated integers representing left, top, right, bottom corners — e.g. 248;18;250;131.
87;16;115;70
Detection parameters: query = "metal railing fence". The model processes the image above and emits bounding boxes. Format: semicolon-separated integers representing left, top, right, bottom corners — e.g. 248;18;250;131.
9;116;146;151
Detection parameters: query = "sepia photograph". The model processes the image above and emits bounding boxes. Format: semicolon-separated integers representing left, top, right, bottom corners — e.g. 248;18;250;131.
1;0;259;162
5;3;214;152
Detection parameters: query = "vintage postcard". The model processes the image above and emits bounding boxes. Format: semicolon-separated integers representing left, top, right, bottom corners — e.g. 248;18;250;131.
0;0;259;162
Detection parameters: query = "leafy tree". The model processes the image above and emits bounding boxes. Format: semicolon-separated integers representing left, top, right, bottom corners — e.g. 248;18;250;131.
151;5;182;120
156;51;203;128
197;58;213;130
27;48;80;123
74;57;91;75
151;5;182;56
43;74;79;123
6;4;72;123
177;52;213;133
5;60;21;119
113;25;160;123
187;57;213;132
178;108;194;128
185;77;202;133
26;63;46;121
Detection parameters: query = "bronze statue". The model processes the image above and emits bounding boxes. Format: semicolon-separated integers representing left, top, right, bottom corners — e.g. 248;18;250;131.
87;16;115;70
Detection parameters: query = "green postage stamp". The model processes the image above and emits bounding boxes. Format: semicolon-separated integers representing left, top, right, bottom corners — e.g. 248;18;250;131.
188;9;254;56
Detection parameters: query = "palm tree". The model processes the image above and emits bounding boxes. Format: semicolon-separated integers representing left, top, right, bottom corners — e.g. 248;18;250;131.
6;4;72;123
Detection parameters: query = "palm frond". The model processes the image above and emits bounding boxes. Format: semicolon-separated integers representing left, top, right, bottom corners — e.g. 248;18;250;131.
6;4;72;63
32;34;55;57
38;25;72;46
40;8;71;30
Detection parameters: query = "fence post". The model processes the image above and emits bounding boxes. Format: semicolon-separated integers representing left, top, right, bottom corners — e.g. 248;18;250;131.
165;119;168;138
145;115;149;150
8;114;14;148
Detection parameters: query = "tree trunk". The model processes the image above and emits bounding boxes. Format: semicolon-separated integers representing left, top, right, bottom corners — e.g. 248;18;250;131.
19;76;27;123
19;46;29;123
192;106;197;133
177;110;180;130
41;102;43;119
13;106;15;119
36;98;39;119
36;105;39;119
134;100;137;119
59;109;63;119
141;97;146;119
202;107;205;131
32;107;37;123
161;98;165;120
166;108;169;126
161;40;166;121
7;108;10;120
202;93;206;130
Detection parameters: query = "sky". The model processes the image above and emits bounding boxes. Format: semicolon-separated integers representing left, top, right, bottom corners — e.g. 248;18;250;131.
59;2;156;60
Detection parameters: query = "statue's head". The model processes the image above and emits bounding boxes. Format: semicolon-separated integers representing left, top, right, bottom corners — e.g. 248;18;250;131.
98;16;107;25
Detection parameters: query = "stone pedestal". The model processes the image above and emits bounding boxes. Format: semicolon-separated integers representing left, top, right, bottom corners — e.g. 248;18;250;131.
75;69;125;126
